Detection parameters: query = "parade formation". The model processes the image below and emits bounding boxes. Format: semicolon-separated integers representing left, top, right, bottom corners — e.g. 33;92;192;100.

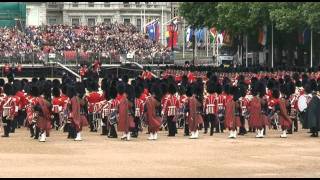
0;64;319;143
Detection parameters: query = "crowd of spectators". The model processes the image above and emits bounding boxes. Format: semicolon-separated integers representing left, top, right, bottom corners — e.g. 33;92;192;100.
0;22;171;63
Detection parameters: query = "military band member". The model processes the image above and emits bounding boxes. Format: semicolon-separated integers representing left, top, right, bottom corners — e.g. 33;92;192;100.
162;83;180;137
0;83;17;137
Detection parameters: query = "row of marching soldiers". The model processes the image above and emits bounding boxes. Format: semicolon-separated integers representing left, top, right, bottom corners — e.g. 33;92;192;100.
0;72;318;142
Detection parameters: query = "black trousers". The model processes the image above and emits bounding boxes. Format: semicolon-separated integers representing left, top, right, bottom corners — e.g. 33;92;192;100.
52;113;60;130
87;113;95;131
2;117;12;136
215;116;224;133
131;117;140;137
167;116;177;136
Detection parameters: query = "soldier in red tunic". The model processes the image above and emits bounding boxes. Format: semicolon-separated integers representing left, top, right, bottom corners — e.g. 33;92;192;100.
273;87;293;138
224;85;241;138
117;82;135;141
0;83;17;137
145;83;163;140
132;85;144;138
186;84;203;139
84;82;103;132
51;87;62;130
32;86;52;142
12;80;27;129
203;82;218;136
162;83;180;137
248;82;265;138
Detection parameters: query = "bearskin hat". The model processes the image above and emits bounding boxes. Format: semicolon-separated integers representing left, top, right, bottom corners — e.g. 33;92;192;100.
232;86;241;101
116;82;126;95
75;82;86;98
134;85;143;98
66;85;77;99
101;78;109;92
239;84;247;98
3;83;13;96
109;83;117;99
151;82;163;101
168;83;177;95
223;84;231;95
52;87;60;98
0;78;5;87
206;82;216;94
61;84;68;95
52;79;60;87
186;84;193;97
30;85;40;97
126;84;135;102
12;80;22;94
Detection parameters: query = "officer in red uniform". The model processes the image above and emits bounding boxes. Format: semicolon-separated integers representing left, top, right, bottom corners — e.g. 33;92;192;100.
203;82;218;136
84;82;103;132
0;83;17;137
51;87;62;130
12;80;27;130
132;85;145;138
92;60;101;75
162;83;180;137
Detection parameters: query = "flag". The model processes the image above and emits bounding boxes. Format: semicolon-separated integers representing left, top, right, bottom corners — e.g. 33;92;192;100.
258;25;267;46
186;26;194;43
299;28;310;45
167;22;178;48
209;27;217;46
146;20;160;42
195;28;205;43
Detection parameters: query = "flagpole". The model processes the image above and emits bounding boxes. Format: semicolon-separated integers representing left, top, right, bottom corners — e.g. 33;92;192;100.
140;10;143;32
311;29;313;68
206;29;209;57
195;29;197;61
183;18;185;59
144;8;146;33
246;35;248;67
271;23;274;68
161;6;164;45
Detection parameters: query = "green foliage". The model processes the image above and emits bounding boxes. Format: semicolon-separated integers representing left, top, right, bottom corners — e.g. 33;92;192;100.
179;2;319;33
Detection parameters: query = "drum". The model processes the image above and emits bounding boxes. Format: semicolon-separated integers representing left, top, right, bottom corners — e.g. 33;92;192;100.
206;104;215;114
167;106;177;117
109;111;118;125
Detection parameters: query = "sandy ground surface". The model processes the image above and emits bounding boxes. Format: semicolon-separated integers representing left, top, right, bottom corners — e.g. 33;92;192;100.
0;126;319;178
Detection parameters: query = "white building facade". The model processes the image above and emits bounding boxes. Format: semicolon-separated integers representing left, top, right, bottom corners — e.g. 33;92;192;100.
27;2;180;46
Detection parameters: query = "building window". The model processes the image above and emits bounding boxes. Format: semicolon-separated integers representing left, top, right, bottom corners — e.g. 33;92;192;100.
72;2;78;7
124;18;130;25
48;2;57;8
123;2;130;7
145;2;151;8
48;18;57;25
104;2;110;7
88;18;96;26
88;2;94;7
137;18;141;32
173;7;178;17
104;18;111;24
72;18;80;26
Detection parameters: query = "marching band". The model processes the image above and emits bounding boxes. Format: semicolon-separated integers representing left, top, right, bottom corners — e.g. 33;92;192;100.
0;66;320;143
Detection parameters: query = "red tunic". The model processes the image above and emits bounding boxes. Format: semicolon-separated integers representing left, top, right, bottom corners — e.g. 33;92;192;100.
85;92;103;113
162;94;180;117
145;96;161;133
15;91;27;110
117;96;134;133
248;96;263;129
279;98;292;129
224;99;241;129
70;97;88;132
134;97;144;117
187;96;203;132
36;97;52;133
204;93;218;114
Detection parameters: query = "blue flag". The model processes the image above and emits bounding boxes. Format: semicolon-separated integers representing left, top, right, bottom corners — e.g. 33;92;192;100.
146;21;159;42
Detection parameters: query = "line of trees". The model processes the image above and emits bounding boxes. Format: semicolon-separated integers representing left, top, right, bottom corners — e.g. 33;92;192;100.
179;2;320;68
